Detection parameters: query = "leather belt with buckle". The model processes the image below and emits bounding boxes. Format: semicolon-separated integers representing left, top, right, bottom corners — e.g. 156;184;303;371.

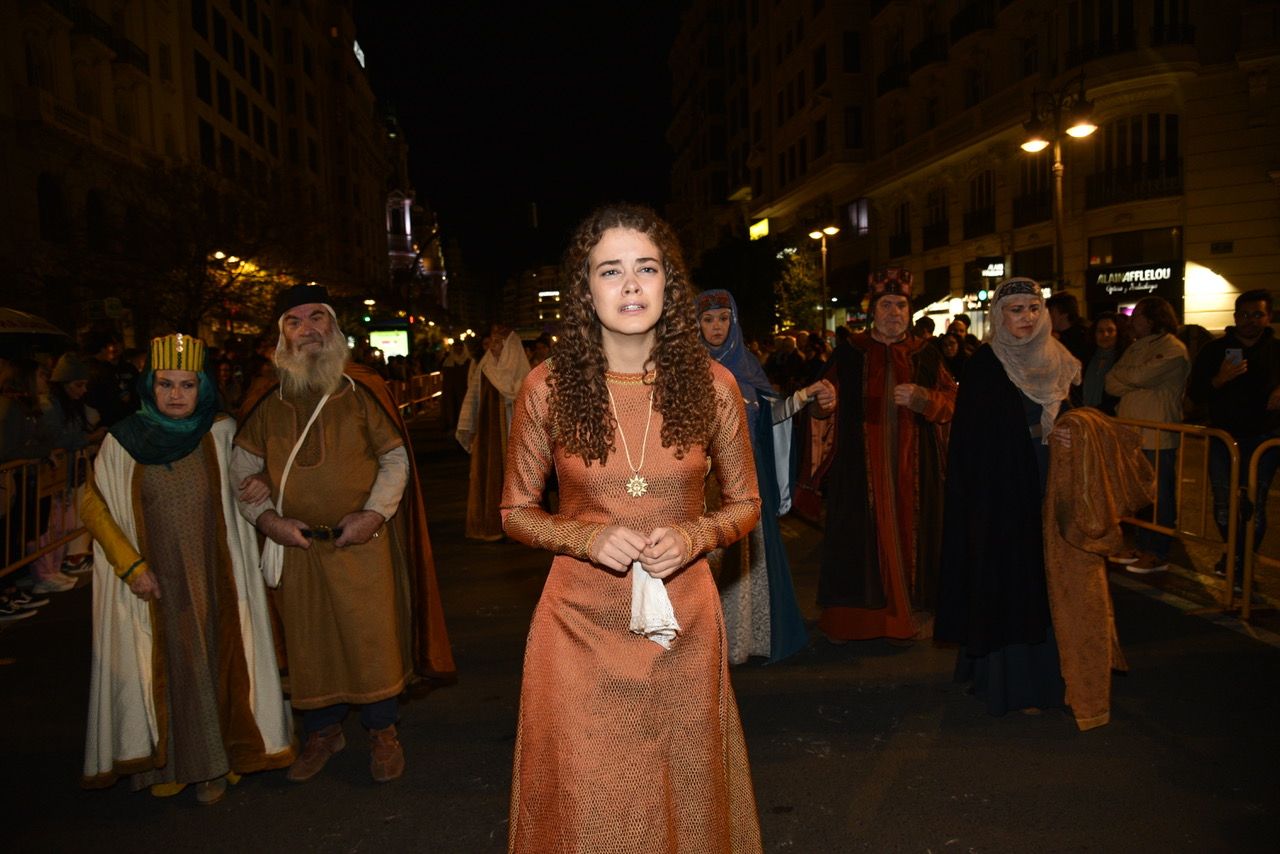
302;525;343;540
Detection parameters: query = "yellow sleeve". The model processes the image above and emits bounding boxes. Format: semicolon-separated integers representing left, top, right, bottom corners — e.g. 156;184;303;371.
80;464;149;582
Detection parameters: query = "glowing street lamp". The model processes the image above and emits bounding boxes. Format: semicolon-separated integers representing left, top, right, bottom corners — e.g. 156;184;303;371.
808;225;840;331
1020;73;1096;287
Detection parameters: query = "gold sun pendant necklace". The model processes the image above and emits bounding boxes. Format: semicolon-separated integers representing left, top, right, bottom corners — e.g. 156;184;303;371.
606;383;655;498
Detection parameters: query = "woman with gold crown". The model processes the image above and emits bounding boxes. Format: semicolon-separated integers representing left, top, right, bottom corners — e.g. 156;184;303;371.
80;333;292;804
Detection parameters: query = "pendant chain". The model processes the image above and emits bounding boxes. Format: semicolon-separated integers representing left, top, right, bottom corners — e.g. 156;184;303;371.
606;383;654;496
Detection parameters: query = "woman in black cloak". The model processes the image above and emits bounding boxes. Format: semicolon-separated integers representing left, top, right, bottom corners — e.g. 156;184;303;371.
934;278;1081;715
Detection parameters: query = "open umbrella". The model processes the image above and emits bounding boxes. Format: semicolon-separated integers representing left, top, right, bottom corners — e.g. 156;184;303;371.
0;308;70;359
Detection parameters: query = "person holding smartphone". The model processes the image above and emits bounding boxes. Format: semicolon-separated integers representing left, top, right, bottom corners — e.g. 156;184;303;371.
1188;289;1280;580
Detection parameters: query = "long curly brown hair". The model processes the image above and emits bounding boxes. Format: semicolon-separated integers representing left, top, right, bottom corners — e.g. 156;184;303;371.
548;203;714;464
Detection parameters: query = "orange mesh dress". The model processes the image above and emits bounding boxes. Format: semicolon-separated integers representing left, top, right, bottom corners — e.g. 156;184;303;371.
501;360;764;854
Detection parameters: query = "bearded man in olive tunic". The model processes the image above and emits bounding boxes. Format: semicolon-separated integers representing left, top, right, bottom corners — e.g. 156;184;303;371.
232;284;454;784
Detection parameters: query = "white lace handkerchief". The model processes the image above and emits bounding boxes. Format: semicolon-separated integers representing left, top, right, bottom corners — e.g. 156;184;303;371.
629;561;681;649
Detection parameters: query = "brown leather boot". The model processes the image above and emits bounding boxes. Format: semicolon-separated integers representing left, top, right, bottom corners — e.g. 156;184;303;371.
369;724;405;783
286;724;346;783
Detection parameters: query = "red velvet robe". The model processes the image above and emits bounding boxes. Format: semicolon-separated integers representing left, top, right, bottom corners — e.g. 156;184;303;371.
818;333;955;641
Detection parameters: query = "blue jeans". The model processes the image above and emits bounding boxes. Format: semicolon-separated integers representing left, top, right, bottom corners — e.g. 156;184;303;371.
1209;434;1280;563
304;697;399;733
1137;448;1178;560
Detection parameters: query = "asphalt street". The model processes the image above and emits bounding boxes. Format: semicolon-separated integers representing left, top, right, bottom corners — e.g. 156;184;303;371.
4;420;1279;852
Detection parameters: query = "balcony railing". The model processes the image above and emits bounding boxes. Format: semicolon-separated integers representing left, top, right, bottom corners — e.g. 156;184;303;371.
110;34;150;75
963;207;995;240
1085;159;1183;209
876;62;909;96
388;234;414;254
70;4;114;45
1066;30;1137;68
950;1;996;44
922;220;950;250
910;34;949;73
889;232;912;258
1012;192;1051;227
1150;25;1196;47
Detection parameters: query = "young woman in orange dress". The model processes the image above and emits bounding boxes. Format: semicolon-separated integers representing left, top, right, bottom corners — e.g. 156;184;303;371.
500;203;764;853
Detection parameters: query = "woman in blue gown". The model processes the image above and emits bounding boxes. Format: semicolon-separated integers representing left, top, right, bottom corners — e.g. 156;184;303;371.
697;290;833;663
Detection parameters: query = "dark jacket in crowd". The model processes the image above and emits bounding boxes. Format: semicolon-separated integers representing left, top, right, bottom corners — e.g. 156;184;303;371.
1188;326;1280;439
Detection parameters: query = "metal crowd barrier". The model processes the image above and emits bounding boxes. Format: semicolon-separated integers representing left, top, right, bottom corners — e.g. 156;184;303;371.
1241;437;1280;622
387;371;443;419
0;445;97;580
1111;418;1244;611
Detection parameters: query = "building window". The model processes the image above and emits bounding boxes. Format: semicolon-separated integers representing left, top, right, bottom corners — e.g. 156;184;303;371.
964;66;987;108
220;134;236;177
847;197;870;236
924;95;940;130
233;31;246;74
890;202;911;257
212;10;228;58
1087;112;1183;207
287;127;299;164
926;187;948;225
843;31;861;72
887;111;905;150
261;14;273;54
158;42;173;83
284;77;296;115
969;170;994;211
36;173;69;243
252;104;264;146
305;91;317;126
1066;0;1137;68
198;118;216;168
247;0;259;37
194;51;212;104
923;187;950;250
236;89;249;133
265;68;276;105
812;45;827;88
964;171;996;239
216;72;231;119
1021;36;1039;78
777;153;786;187
24;36;53;89
192;0;208;39
307;138;319;173
813;117;828;157
844;105;863;148
249;51;261;90
267;118;278;156
302;44;314;77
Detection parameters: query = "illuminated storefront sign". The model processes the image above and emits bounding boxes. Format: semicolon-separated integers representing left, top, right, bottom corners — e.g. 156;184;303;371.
749;219;769;240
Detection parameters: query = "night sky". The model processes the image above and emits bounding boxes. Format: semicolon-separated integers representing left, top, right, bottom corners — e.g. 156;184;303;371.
353;1;686;287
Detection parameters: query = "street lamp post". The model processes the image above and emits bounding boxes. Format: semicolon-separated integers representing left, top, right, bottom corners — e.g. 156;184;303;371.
808;225;840;331
1020;74;1096;289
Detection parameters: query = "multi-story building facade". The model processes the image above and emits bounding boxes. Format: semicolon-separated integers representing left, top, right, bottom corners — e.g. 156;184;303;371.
1;0;405;339
670;0;1280;332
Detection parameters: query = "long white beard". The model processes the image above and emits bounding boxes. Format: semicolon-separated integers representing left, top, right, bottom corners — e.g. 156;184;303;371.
276;333;350;396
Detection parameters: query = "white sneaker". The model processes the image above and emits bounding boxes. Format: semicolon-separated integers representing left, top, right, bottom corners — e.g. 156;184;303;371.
31;573;77;594
1126;554;1169;574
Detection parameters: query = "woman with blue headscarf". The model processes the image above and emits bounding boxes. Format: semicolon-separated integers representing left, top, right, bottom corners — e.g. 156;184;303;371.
698;290;835;664
80;334;292;803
